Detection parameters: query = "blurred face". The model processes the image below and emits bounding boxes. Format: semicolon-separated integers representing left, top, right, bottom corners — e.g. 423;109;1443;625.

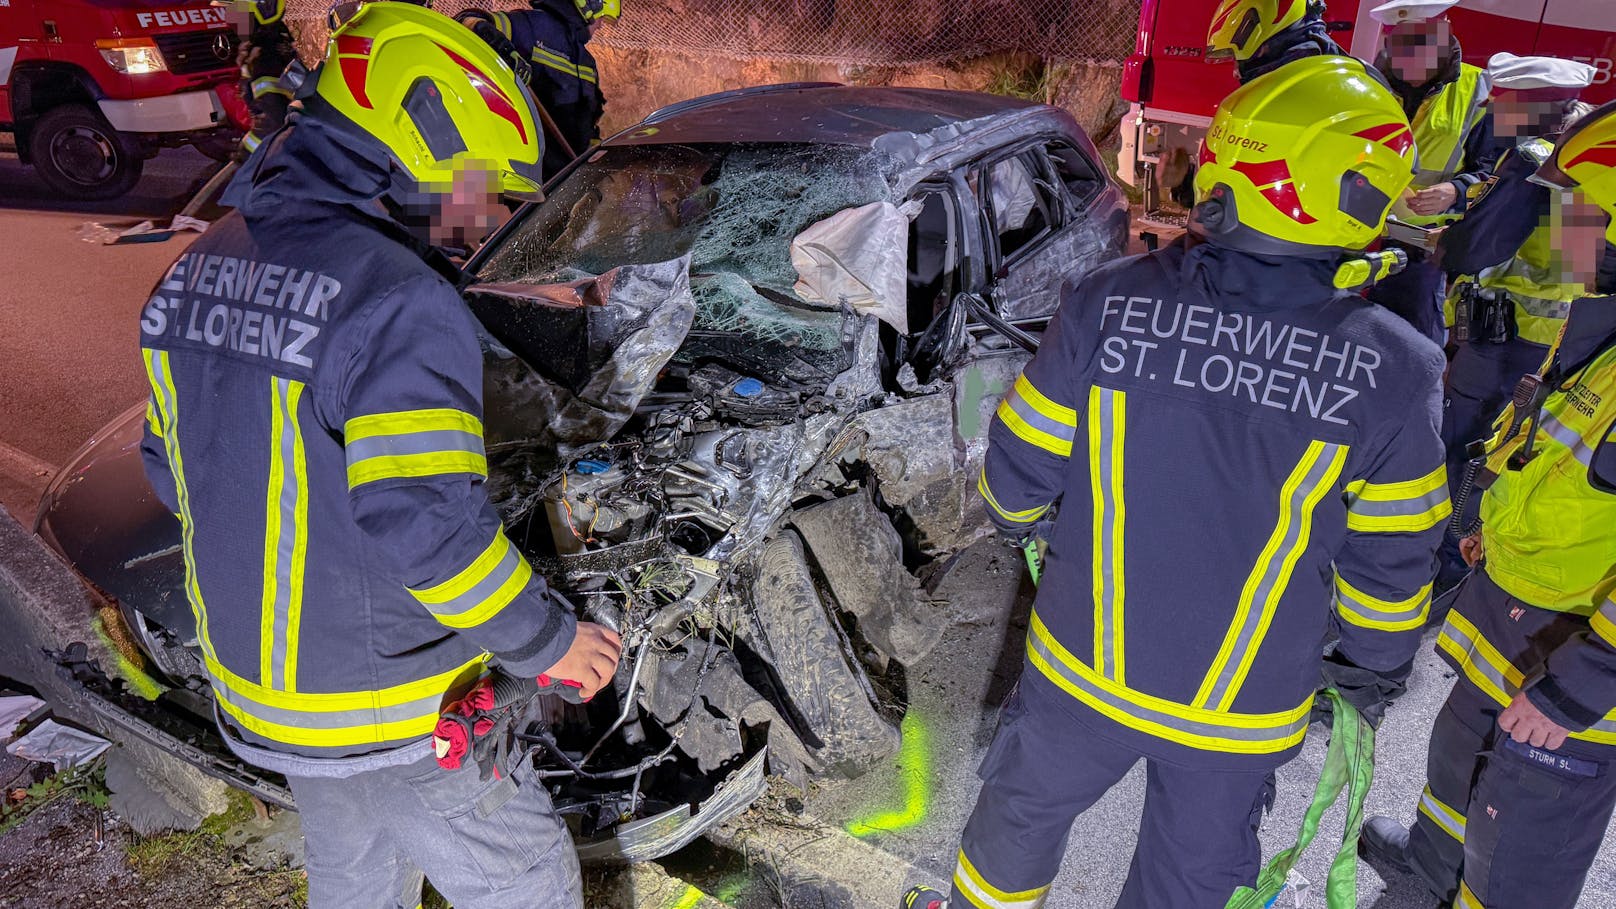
1549;192;1608;291
1493;96;1568;139
427;166;513;250
1383;20;1452;85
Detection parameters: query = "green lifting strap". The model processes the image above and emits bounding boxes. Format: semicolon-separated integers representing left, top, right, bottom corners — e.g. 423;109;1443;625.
1225;688;1378;909
1022;539;1043;586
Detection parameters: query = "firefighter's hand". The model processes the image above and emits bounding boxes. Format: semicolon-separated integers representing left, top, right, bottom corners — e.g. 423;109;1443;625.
1460;533;1485;567
1498;692;1571;750
1408;183;1459;216
542;622;623;700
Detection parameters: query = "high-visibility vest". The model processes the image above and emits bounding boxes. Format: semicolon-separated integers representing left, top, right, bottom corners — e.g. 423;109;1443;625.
1480;338;1616;613
1394;64;1490;228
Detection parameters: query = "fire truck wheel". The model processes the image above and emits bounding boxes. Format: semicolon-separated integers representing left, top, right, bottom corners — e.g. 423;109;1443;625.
30;104;144;201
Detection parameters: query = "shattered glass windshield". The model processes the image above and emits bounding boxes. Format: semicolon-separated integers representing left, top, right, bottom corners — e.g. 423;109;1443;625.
477;142;900;385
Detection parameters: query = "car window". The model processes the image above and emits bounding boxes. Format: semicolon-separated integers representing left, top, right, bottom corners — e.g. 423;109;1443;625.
1047;141;1104;208
983;152;1058;265
907;186;963;333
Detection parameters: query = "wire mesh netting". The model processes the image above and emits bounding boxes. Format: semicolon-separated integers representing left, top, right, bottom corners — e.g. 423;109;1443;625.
285;0;1143;67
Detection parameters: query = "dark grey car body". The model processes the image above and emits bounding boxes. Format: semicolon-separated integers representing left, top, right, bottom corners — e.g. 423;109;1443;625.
34;85;1127;859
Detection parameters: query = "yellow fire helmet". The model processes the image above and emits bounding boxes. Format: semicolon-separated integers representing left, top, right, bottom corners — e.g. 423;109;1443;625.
573;0;621;21
215;0;286;26
309;2;545;198
1533;98;1616;242
1206;0;1316;62
1193;54;1416;256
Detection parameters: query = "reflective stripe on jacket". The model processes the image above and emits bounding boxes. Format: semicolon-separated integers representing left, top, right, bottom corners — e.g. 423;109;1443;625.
137;122;576;761
980;239;1448;768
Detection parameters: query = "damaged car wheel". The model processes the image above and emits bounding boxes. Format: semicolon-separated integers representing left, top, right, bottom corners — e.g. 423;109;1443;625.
747;530;900;778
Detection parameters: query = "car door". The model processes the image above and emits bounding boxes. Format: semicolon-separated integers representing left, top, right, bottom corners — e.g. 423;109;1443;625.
978;138;1121;323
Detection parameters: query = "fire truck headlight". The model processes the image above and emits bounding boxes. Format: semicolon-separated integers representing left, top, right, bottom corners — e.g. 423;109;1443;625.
95;39;169;75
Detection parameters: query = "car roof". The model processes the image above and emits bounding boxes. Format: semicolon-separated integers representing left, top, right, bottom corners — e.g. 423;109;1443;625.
605;84;1061;159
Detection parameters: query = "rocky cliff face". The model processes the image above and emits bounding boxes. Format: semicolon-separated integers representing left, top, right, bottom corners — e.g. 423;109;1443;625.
282;1;1134;148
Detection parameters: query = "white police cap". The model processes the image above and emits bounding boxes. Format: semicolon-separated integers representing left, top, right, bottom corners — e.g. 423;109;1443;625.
1369;0;1461;26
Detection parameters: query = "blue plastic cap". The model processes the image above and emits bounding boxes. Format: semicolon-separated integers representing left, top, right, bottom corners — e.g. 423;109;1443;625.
574;459;612;475
734;378;765;398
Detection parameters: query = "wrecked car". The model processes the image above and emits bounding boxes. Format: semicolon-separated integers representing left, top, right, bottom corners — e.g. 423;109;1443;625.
33;84;1128;860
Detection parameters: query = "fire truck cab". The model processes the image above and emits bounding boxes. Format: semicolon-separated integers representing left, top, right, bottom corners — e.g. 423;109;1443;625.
0;0;241;200
1119;0;1616;230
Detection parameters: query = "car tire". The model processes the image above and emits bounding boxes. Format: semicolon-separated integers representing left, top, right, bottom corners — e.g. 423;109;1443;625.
749;530;901;778
29;105;145;201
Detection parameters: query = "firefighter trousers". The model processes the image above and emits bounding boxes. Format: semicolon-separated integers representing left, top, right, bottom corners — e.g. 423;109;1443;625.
288;752;582;909
1407;584;1616;907
949;675;1274;909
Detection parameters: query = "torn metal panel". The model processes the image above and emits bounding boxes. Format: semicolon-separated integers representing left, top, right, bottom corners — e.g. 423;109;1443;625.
792;491;942;665
473;257;696;452
834;393;965;555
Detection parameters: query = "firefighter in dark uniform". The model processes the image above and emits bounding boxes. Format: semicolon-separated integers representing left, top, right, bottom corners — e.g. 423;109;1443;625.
1206;0;1343;84
137;6;620;906
458;0;616;180
1365;0;1500;346
217;0;299;158
1431;53;1596;594
902;56;1448;909
1361;100;1616;909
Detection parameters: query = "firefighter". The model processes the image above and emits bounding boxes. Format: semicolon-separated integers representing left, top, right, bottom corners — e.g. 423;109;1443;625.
1364;0;1499;346
1359;100;1616;909
1430;53;1596;594
1205;0;1342;84
458;0;616;180
216;0;299;158
901;56;1447;909
136;5;619;907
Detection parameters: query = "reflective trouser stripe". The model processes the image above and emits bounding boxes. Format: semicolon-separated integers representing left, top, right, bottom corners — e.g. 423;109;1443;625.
1456;880;1485;909
1418;784;1466;843
250;76;292;99
1592;597;1616;647
492;11;512;37
1344;466;1450;533
1437;610;1616;745
997;374;1077;457
241;131;262;152
952;849;1049;909
1335;575;1432;632
1196;441;1346;710
1087;386;1126;682
977;469;1048;524
407;532;533;629
260;376;309;691
145;399;163;438
1027;611;1312;754
206;654;487;749
1538;412;1595;468
142;348;216;660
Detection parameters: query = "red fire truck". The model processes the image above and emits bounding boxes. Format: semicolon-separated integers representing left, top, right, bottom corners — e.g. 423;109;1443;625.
0;1;244;200
1119;0;1616;228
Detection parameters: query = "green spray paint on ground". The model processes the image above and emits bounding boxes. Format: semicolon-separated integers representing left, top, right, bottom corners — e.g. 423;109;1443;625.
846;711;932;838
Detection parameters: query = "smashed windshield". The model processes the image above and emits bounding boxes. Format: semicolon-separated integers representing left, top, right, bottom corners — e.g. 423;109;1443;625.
477;142;899;372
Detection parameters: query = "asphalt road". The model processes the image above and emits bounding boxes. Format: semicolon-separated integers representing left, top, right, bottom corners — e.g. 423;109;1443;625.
807;540;1616;909
0;148;211;520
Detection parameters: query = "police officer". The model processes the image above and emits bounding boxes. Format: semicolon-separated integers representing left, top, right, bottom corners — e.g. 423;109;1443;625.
1360;101;1616;909
459;0;616;180
1365;0;1499;345
1431;53;1596;593
136;5;620;906
216;0;299;158
902;56;1447;909
1206;0;1343;84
